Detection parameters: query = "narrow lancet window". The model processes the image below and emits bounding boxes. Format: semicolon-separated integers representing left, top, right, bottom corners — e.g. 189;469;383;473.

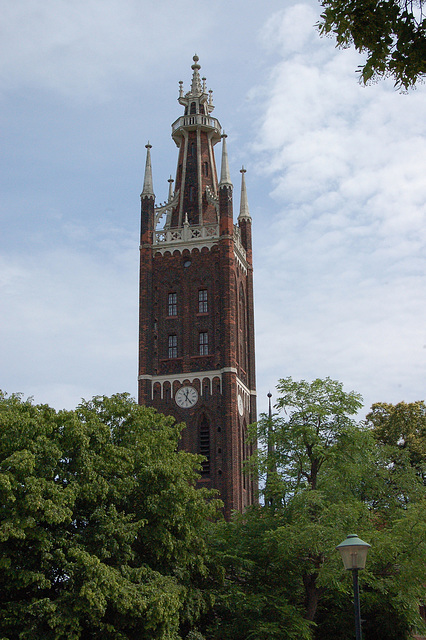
168;292;177;316
199;332;208;355
198;289;208;313
168;335;177;358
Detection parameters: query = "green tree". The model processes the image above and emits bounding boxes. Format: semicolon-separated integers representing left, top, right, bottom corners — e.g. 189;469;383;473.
366;401;426;482
317;0;426;89
253;377;363;502
203;510;313;640
204;378;426;640
0;391;220;640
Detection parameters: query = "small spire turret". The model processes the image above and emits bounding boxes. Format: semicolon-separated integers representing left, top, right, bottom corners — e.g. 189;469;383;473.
219;133;232;188
141;142;154;198
238;166;251;220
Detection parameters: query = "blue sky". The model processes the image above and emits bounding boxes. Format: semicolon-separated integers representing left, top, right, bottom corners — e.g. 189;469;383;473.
1;0;425;416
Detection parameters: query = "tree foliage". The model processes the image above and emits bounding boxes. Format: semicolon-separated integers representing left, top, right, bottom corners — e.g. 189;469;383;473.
2;385;426;640
317;0;426;89
253;377;363;501
0;391;221;640
366;400;426;482
204;378;426;640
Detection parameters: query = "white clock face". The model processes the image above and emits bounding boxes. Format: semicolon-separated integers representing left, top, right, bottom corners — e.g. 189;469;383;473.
175;385;199;409
238;394;244;416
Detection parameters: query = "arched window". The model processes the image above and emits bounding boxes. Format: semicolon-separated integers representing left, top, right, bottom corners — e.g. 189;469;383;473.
190;101;196;114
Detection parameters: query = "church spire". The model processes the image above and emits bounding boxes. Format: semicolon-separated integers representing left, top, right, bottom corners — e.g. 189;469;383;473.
238;166;251;220
171;56;221;228
141;142;154;198
219;133;232;188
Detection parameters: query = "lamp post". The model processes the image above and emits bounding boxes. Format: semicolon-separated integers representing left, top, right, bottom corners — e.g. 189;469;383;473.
336;534;371;640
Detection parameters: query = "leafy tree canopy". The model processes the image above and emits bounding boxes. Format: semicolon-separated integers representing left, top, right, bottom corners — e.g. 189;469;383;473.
0;391;221;640
208;378;426;640
317;0;426;89
366;400;426;482
253;376;363;501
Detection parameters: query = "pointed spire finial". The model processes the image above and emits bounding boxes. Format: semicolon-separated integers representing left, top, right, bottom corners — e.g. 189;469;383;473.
238;165;251;220
167;175;174;201
219;133;232;188
190;54;202;96
141;142;154;198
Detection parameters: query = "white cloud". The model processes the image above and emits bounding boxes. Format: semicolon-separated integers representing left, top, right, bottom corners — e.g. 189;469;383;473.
253;4;426;411
1;0;425;417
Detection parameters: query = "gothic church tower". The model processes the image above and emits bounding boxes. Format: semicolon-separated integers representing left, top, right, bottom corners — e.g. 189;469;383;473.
138;56;257;518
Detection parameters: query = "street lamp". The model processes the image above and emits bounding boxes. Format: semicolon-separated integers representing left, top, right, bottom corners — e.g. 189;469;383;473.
337;534;371;640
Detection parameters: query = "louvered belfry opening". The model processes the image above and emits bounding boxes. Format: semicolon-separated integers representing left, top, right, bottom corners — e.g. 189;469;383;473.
199;414;210;475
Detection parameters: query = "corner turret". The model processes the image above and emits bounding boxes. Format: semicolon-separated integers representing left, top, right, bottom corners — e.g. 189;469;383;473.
238;167;252;255
140;142;155;244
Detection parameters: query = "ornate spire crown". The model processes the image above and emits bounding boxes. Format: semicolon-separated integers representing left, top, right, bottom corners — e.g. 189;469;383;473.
178;55;215;113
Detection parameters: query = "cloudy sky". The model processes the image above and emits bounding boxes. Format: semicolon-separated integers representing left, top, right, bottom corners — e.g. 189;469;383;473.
1;0;425;417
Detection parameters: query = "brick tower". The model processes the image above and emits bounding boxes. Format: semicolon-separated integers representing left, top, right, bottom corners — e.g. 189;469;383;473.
138;56;257;518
